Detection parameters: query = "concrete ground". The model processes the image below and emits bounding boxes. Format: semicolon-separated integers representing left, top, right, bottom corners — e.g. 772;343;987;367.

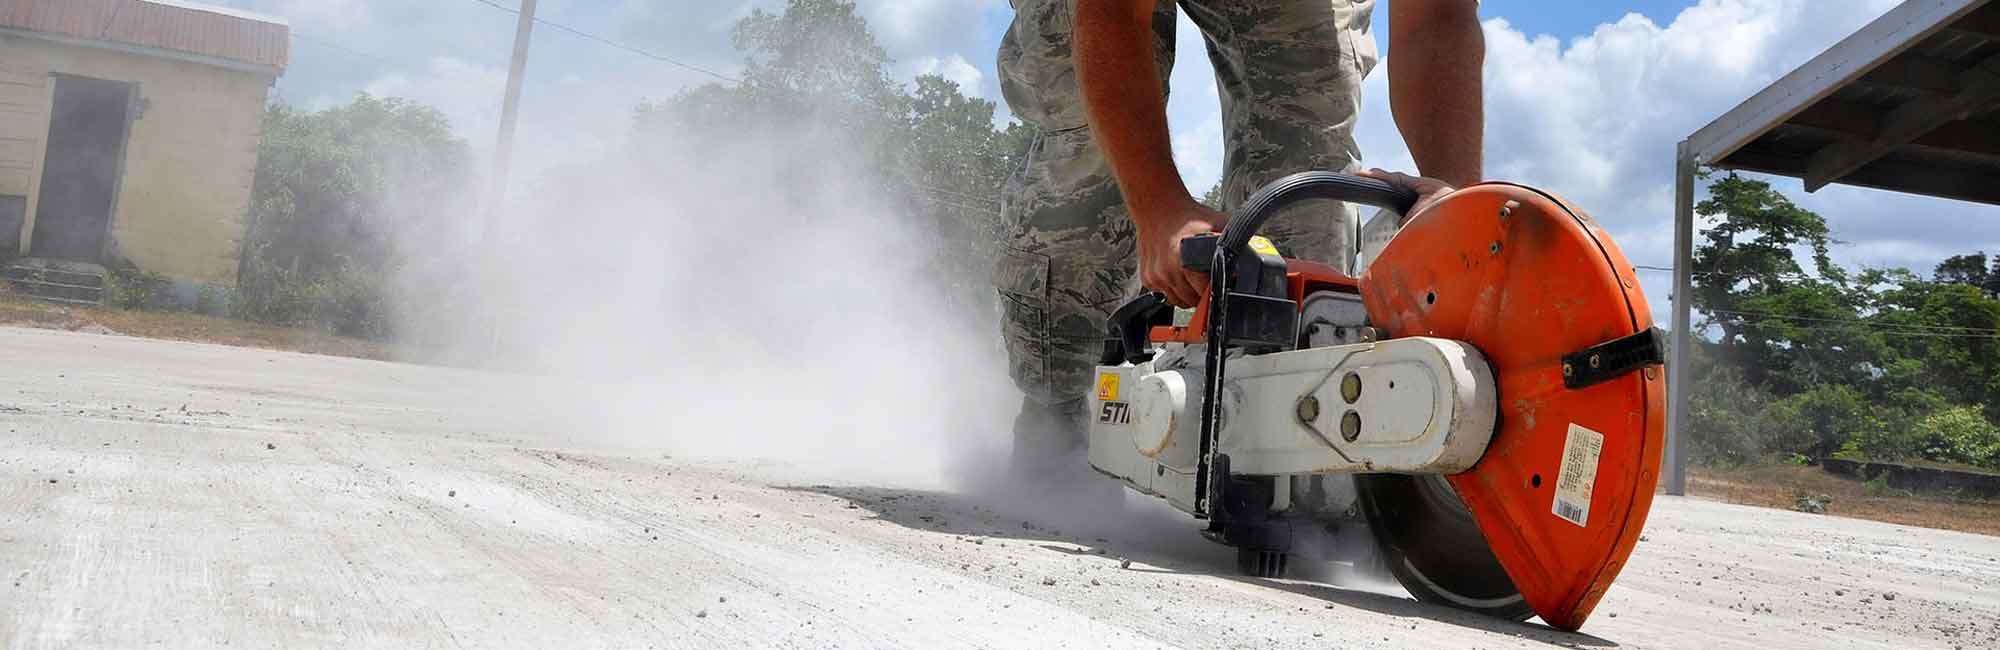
0;326;1995;649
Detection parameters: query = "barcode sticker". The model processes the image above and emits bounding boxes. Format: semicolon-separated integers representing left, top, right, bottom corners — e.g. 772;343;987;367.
1556;499;1585;524
1553;423;1605;527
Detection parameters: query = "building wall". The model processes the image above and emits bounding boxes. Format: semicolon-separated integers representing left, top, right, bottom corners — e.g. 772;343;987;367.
0;56;48;255
0;31;271;286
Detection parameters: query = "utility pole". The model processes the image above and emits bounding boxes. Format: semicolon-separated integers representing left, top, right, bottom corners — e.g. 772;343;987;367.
480;0;536;360
484;0;537;239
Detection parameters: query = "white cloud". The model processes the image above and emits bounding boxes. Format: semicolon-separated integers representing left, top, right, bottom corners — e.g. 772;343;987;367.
232;0;2000;299
908;54;985;97
1155;0;2000;321
363;57;509;151
859;0;1001;56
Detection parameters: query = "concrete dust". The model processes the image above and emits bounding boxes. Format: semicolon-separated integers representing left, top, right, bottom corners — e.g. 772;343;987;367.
405;121;1019;491
385;110;1278;582
3;327;1997;649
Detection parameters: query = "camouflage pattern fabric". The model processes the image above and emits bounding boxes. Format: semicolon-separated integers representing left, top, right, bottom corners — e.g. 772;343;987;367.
993;0;1379;457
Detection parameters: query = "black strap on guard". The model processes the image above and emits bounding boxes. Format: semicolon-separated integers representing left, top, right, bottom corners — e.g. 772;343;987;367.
1561;327;1665;389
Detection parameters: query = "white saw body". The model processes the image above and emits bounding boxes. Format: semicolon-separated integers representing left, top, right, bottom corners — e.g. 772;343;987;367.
1088;333;1497;514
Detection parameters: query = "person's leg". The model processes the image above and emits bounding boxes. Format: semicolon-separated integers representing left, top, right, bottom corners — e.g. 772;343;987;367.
1181;0;1379;272
994;0;1178;472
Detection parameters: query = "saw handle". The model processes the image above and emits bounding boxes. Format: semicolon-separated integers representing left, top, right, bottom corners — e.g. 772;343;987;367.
1220;171;1418;258
1177;172;1416;273
1188;171;1418;518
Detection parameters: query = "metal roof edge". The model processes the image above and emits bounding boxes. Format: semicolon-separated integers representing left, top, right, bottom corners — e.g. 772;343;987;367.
1683;0;1989;164
0;26;283;78
138;0;290;27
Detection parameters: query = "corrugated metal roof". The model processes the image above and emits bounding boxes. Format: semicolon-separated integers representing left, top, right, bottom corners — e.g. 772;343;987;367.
1688;0;2000;206
0;0;289;71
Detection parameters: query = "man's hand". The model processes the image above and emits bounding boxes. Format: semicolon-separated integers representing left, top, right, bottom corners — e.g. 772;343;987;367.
1137;201;1228;308
1357;168;1457;224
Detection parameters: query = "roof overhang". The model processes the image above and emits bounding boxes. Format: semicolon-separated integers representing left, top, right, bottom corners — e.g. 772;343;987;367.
1685;0;2000;206
0;25;283;79
0;0;289;73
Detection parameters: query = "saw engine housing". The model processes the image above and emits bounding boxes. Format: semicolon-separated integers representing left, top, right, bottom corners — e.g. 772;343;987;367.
1085;172;1665;631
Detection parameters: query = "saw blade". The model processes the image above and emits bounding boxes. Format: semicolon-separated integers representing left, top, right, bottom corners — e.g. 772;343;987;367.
1355;473;1534;621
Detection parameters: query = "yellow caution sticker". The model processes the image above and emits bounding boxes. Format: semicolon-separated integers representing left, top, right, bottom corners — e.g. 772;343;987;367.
1096;372;1120;402
1248;236;1282;258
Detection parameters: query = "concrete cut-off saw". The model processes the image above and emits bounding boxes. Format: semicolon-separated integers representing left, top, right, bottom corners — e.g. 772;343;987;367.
1088;171;1665;630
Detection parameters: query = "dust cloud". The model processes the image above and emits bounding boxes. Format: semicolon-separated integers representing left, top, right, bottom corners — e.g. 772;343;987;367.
401;122;1016;490
381;92;1392;594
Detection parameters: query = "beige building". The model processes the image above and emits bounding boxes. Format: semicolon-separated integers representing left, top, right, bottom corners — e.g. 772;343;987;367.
0;0;286;302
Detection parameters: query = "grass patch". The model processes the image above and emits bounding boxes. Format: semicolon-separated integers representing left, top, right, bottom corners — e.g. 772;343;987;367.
0;290;392;361
1688;463;2000;536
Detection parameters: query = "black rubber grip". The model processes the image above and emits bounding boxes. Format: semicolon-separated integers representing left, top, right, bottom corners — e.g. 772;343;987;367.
1221;172;1418;254
1180;233;1220;272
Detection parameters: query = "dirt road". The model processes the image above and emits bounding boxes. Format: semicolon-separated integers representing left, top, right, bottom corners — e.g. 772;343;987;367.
1;326;1995;649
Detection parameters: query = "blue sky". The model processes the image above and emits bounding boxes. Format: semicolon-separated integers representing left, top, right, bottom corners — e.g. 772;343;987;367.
209;0;2000;318
1475;0;1689;38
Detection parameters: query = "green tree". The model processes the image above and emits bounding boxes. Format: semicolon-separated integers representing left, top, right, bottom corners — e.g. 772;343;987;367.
1934;252;1989;292
1688;170;2000;471
242;94;473;338
1692;172;1870;392
1866;273;2000;416
627;0;1029;322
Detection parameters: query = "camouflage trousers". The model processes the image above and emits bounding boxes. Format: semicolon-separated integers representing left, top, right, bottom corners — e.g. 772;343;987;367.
993;0;1380;460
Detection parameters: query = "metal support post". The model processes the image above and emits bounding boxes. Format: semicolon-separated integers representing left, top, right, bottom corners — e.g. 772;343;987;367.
1666;141;1696;496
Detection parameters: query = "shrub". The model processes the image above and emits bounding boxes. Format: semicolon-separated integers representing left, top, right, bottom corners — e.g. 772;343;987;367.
1770;384;1876;461
104;265;173;310
1912;405;2000;469
1839;404;2000;470
1687;363;1784;466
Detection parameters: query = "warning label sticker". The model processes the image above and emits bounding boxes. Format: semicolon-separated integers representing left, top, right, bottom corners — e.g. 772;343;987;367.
1553;423;1605;528
1096;373;1120;402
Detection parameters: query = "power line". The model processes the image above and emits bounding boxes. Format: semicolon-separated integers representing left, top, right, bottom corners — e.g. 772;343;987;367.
290;31;395;65
1633;264;1820;282
1707;308;2000;336
1631;266;2000;338
1723;318;1999;340
465;0;741;83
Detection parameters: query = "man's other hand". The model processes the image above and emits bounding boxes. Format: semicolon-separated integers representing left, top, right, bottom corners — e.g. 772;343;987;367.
1137;202;1228;307
1358;168;1457;225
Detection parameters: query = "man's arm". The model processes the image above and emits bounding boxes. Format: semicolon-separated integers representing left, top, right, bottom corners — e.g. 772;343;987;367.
1386;0;1485;188
1074;0;1221;307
